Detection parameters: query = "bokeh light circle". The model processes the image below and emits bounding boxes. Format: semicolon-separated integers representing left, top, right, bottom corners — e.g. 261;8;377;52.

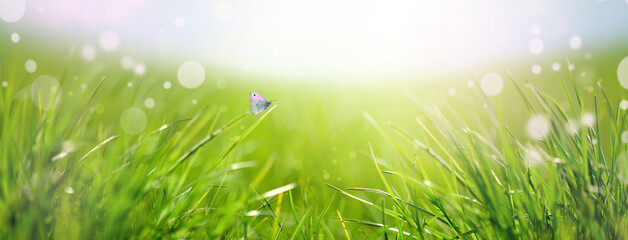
532;64;542;74
134;63;146;75
25;59;37;73
529;38;544;55
144;98;155;109
617;56;628;90
163;81;172;89
480;73;503;96
527;115;550;140
82;45;96;61
448;88;456;96
622;131;628;144
177;61;206;89
120;107;147;135
11;32;19;43
581;113;595;127
121;56;134;69
30;75;62;110
620;100;628;110
569;36;582;49
99;32;120;51
0;0;26;23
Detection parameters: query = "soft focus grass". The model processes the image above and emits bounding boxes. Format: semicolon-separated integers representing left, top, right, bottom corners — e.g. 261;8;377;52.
1;34;628;239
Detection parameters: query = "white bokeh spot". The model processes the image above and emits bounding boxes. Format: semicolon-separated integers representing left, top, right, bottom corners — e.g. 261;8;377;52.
529;38;544;55
81;45;96;61
581;113;595;127
144;98;155;109
527;115;550;140
121;56;135;70
620;100;628;110
569;36;582;49
25;59;37;73
0;0;26;23
177;61;206;89
11;32;19;43
99;32;120;51
532;64;542;74
448;88;456;96
30;75;62;110
134;63;146;75
480;73;503;96
120;107;147;135
617;56;628;90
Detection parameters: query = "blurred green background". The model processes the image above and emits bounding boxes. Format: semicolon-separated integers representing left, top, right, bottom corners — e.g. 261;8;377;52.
2;1;628;239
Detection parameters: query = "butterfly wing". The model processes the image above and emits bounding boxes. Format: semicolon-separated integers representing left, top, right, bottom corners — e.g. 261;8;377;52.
250;91;268;102
251;99;271;116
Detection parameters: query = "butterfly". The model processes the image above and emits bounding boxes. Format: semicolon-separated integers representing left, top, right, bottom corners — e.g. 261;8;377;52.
250;91;272;116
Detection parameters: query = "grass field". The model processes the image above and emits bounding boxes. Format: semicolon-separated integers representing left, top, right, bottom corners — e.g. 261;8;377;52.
2;28;628;239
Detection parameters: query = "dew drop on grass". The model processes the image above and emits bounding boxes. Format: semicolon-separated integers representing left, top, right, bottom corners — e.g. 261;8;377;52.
552;63;560;72
25;59;37;73
480;73;503;96
529;38;544;55
177;61;205;89
121;56;134;69
99;31;120;51
11;32;19;43
144;98;155;109
620;100;628;110
526;115;550;140
532;64;541;74
581;113;595;127
0;0;26;23
120;107;147;135
617;56;628;90
163;81;171;89
30;75;62;110
82;45;96;61
622;131;628;144
134;63;146;75
569;36;582;49
448;88;456;96
64;187;74;194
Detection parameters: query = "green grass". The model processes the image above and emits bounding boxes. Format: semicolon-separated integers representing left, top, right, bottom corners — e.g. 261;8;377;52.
1;35;628;239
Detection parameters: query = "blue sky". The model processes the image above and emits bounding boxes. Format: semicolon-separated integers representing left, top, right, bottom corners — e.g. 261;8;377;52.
3;0;628;78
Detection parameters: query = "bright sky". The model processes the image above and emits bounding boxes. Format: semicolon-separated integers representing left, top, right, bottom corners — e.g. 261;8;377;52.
3;0;628;79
